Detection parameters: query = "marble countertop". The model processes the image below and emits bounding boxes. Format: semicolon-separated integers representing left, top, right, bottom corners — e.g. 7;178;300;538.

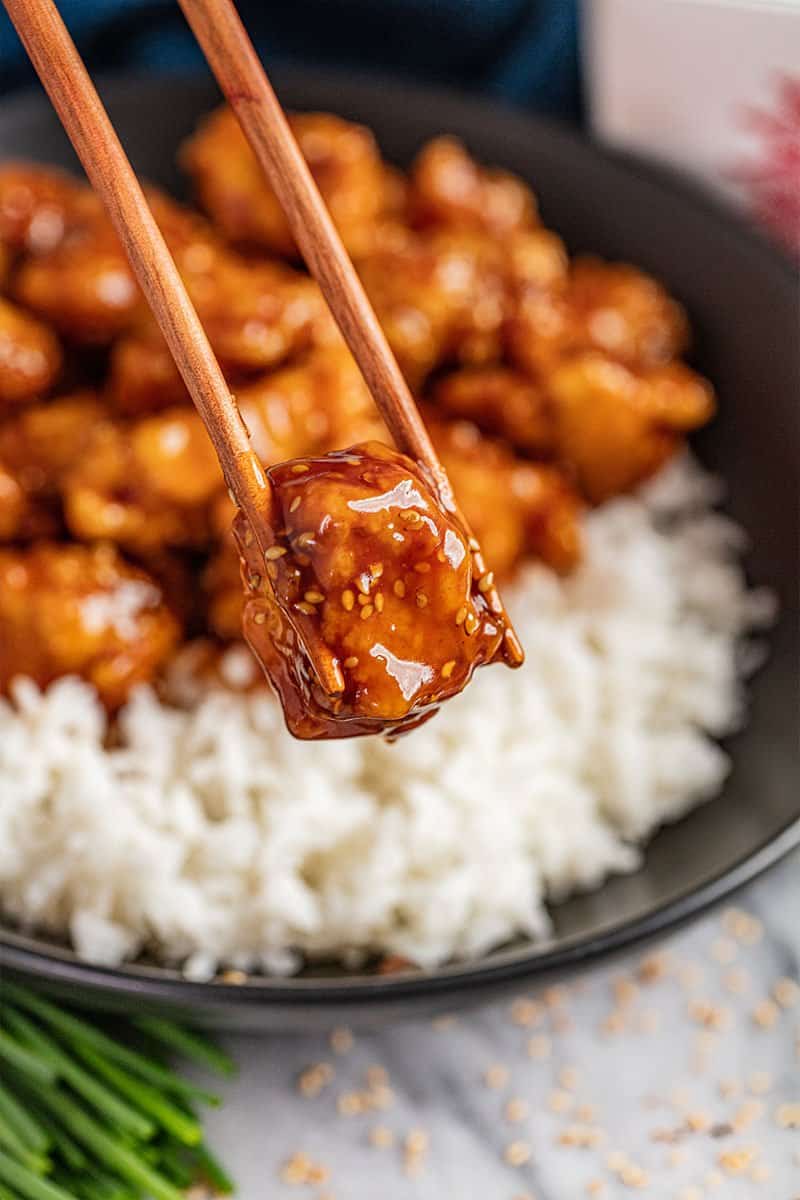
202;853;799;1199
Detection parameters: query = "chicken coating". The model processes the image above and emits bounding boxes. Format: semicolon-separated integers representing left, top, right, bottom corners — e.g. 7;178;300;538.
547;354;715;502
424;409;582;577
0;391;105;539
408;136;538;235
182;107;390;258
63;407;222;552
431;366;555;457
0;163;87;257
0;297;62;409
0;542;180;708
507;257;689;379
235;441;519;738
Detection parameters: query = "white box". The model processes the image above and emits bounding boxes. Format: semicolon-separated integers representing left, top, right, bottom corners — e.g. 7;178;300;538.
583;0;800;248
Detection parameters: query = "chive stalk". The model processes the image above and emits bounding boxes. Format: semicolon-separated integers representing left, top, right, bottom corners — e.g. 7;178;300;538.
0;1150;77;1200
134;1018;236;1077
71;1045;202;1146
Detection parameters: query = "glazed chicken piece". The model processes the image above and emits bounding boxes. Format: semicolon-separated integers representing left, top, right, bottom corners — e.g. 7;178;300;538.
0;542;179;708
182;107;390;258
63;406;222;552
0;390;105;539
408;136;538;235
234;441;519;738
424;409;582;577
507;257;689;379
547;354;715;502
432;366;555;457
0;162;87;257
0;297;62;410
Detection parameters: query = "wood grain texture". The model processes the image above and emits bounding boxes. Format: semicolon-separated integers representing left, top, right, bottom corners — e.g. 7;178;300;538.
176;0;523;666
2;0;269;531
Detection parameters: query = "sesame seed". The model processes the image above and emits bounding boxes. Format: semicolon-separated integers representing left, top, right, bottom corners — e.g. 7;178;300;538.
464;612;479;635
405;1129;428;1155
344;656;359;669
297;1062;334;1097
295;601;317;616
751;999;779;1029
341;589;355;611
585;1181;606;1195
547;1090;573;1114
416;592;428;608
478;571;494;593
265;545;287;560
393;580;406;598
369;562;384;579
455;606;467;626
718;1147;756;1174
511;998;542;1027
291;463;309;473
504;1140;532;1167
619;1164;648;1188
374;593;385;613
289;496;301;513
360;604;374;620
773;977;799;1008
400;509;421;524
723;968;750;995
248;573;261;590
266;562;278;580
776;1102;800;1128
369;1125;393;1149
329;1027;354;1054
414;562;431;573
220;968;247;983
505;1098;528;1123
253;612;266;625
304;590;325;604
441;660;456;679
357;593;371;606
337;1092;364;1116
638;952;670;983
483;1064;509;1090
468;536;480;551
296;531;315;549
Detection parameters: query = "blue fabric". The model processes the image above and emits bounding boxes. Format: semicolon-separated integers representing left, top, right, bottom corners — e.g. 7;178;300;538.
0;0;580;119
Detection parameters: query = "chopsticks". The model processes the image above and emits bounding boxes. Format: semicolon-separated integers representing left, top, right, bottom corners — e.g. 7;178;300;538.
5;0;524;668
2;0;269;532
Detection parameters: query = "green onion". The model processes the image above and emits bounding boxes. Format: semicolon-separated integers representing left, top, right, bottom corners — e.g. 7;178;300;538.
1;1011;154;1143
3;989;219;1106
0;1109;50;1175
0;1150;77;1200
134;1018;236;1077
193;1142;236;1195
0;1080;51;1155
72;1044;202;1146
0;1032;55;1088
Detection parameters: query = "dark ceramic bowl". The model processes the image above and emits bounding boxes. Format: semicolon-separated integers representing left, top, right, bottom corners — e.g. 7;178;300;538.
0;71;797;1030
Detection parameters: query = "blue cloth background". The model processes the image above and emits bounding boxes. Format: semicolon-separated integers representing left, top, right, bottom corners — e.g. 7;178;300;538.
0;1;580;119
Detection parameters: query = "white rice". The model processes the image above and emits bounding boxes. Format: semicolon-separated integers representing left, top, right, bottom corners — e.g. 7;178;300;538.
0;455;774;978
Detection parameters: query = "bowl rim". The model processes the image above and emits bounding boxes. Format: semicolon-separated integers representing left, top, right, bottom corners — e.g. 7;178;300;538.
0;67;797;1007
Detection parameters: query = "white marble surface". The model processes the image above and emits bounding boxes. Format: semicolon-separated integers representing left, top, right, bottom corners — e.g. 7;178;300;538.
202;854;799;1199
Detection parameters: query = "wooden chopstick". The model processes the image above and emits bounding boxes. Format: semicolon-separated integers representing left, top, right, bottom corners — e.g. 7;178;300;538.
175;0;523;666
2;0;269;533
175;0;450;495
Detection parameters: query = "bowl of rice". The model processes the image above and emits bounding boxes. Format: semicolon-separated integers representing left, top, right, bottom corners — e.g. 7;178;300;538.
0;72;797;1029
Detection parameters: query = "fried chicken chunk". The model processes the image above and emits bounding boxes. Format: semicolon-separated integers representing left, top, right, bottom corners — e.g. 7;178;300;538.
235;441;518;738
431;366;555;457
408;136;538;235
182;107;389;258
0;542;179;708
547;355;715;502
0;163;86;257
0;297;62;409
424;410;582;577
508;257;689;378
63;407;222;551
0;391;105;539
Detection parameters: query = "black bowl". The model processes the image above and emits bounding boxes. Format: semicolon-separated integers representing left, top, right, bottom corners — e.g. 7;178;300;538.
0;71;797;1030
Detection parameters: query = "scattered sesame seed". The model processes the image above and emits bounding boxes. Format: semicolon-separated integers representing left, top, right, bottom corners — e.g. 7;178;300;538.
360;604;374;620
527;1035;551;1060
304;590;325;604
295;601;316;616
478;571;494;593
505;1098;529;1123
510;998;542;1027
253;612;266;625
393;579;406;598
732;1100;763;1131
606;1152;628;1172
638;952;670;983
751;999;779;1029
619;1163;649;1188
455;606;467;626
586;1180;606;1195
717;1146;756;1175
297;1062;334;1098
341;589;355;611
337;1092;364;1116
723;967;750;995
400;509;421;524
264;546;287;560
576;1104;596;1123
329;1027;354;1054
776;1102;800;1128
547;1090;573;1114
289;496;301;513
504;1140;532;1167
296;531;315;549
357;593;371;606
468;536;480;551
484;1064;510;1090
248;573;261;590
464;612;479;635
718;1078;741;1099
374;593;385;613
668;1148;687;1167
773;977;799;1008
405;1129;428;1155
343;656;359;669
414;562;431;573
266;561;278;580
415;592;428;608
441;660;456;679
369;1125;394;1149
686;1110;711;1132
290;463;309;473
219;968;247;984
